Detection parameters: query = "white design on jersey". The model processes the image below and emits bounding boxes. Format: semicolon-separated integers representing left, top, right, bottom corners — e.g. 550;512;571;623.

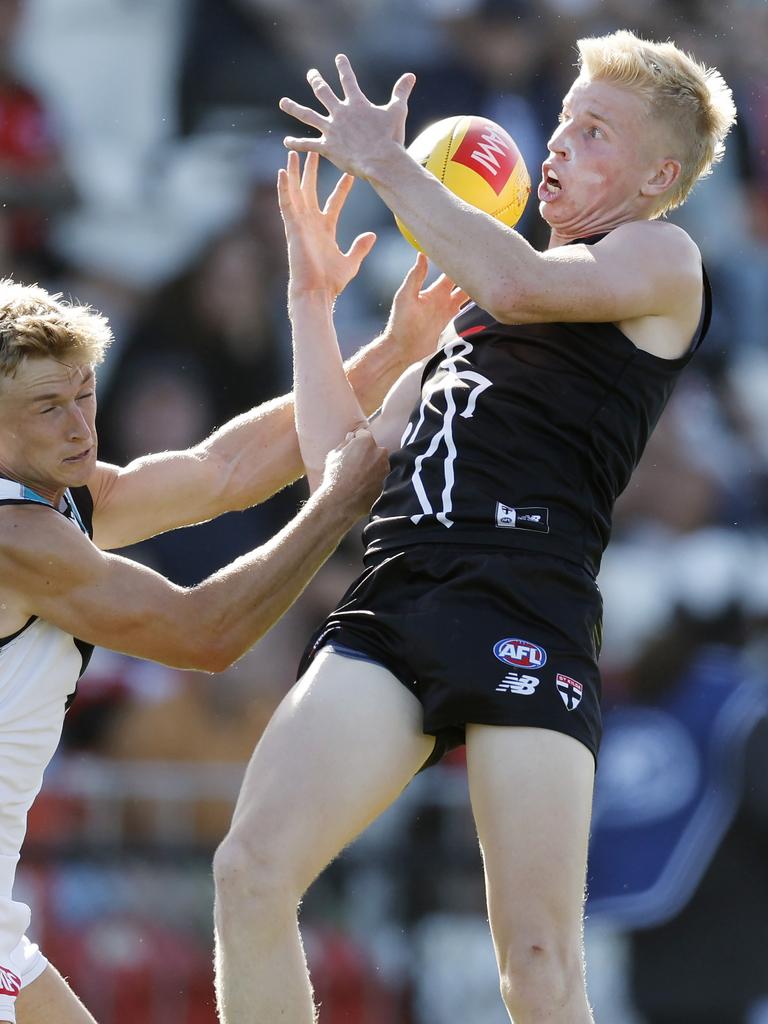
402;330;492;528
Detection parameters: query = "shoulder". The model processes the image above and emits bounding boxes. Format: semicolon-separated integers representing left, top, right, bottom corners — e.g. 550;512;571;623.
0;501;92;575
87;461;120;511
595;221;702;276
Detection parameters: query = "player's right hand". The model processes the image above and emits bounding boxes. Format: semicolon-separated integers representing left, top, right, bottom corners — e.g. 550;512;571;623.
320;428;389;521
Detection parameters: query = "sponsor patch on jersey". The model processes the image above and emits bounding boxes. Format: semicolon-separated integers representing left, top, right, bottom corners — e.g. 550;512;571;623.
0;965;21;997
495;503;550;533
496;672;540;695
493;638;547;669
556;673;583;711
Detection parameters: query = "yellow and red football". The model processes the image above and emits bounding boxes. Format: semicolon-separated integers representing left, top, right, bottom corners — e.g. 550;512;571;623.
396;114;530;249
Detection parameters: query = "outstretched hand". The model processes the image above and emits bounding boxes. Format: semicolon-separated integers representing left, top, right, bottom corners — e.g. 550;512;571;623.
279;54;414;179
277;150;376;299
387;253;469;365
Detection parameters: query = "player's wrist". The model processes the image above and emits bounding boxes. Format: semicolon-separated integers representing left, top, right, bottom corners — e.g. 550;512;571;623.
357;141;409;187
288;286;337;318
311;475;361;530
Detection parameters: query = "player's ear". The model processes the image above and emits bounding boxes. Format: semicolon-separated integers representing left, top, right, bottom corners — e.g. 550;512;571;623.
642;157;681;199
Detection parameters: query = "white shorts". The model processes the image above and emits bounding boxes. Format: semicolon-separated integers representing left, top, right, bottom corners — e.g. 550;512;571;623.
0;936;49;1023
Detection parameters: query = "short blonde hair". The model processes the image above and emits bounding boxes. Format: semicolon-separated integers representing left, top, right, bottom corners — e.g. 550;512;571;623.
0;278;112;380
577;29;737;215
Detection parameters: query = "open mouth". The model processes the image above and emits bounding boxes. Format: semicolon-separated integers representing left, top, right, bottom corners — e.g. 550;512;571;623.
543;167;562;193
538;166;562;202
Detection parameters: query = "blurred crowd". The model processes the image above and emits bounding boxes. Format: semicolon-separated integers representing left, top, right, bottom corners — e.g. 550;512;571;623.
4;0;768;1020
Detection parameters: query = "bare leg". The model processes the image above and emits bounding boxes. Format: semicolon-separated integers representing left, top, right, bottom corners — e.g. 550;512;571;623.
213;649;435;1024
16;964;97;1024
466;725;595;1024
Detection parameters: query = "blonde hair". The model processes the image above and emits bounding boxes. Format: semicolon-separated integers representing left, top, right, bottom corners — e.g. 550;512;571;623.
0;278;112;380
577;29;737;215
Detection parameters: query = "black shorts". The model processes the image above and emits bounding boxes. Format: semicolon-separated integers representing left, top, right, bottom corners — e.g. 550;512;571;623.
298;545;603;768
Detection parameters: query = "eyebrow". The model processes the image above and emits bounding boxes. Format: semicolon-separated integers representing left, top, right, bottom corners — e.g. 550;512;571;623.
30;371;94;403
585;109;614;128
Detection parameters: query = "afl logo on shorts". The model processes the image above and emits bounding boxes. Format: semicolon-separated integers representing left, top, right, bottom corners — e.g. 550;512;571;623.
0;965;21;997
493;638;547;669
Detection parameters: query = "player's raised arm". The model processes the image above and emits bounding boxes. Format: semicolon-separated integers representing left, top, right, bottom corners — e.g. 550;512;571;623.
279;151;467;491
278;150;375;491
279;54;728;344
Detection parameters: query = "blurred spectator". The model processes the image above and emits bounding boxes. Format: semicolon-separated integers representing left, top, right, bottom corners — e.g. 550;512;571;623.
0;0;73;277
96;222;297;584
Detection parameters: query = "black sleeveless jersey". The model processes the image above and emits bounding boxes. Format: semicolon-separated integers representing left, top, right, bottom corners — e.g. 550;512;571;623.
363;247;711;578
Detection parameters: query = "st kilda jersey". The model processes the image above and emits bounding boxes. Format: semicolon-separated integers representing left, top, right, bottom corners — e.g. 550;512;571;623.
363;246;711;577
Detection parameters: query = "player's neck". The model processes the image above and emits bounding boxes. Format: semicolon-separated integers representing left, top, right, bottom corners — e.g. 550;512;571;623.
0;458;62;505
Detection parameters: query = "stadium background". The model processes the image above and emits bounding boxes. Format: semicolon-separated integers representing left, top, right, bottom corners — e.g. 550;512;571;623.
4;0;768;1019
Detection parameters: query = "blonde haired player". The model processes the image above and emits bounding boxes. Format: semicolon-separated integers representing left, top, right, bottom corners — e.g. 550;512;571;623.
0;250;461;1024
212;29;737;1024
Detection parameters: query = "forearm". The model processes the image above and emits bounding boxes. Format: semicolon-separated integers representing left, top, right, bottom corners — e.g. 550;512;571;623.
195;334;403;513
187;486;356;671
365;146;539;316
291;291;367;490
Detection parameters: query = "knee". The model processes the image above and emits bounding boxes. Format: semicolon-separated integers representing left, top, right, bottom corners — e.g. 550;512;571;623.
213;829;294;913
497;931;585;1021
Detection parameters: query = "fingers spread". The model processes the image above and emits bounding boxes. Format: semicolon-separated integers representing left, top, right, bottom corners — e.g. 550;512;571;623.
276;167;290;211
279;96;328;133
300;150;320;205
306;68;340;113
284;136;324;153
389;72;416;106
323;173;355;222
334;54;365;100
408;252;429;290
345;232;377;269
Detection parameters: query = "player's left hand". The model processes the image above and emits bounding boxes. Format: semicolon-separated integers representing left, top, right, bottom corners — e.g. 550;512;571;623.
278;150;376;299
279;54;414;179
385;254;469;365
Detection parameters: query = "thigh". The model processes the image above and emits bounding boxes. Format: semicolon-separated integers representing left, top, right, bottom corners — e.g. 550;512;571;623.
16;964;97;1024
227;649;436;891
466;725;595;940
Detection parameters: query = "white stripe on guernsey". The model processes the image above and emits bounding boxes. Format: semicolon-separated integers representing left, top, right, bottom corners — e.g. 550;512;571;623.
64;490;87;534
0;479;87;535
405;337;492;528
0;479;48;504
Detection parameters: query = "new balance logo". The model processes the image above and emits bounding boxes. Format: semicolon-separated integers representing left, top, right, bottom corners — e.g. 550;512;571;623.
0;965;21;997
496;672;540;695
495;503;550;533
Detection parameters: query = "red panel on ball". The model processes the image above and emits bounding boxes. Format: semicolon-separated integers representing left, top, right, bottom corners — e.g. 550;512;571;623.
450;120;520;196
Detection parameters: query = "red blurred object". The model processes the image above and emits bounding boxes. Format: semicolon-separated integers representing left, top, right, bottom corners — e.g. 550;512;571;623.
45;916;217;1024
307;926;403;1024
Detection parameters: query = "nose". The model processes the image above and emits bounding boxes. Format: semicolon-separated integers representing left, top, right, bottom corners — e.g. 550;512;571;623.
547;122;572;160
66;402;91;442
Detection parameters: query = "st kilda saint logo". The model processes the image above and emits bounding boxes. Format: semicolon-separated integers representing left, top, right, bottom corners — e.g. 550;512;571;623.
556;673;583;711
493;637;547;670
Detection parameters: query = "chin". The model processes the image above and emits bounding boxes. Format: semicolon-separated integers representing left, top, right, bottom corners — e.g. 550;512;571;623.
62;452;97;487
